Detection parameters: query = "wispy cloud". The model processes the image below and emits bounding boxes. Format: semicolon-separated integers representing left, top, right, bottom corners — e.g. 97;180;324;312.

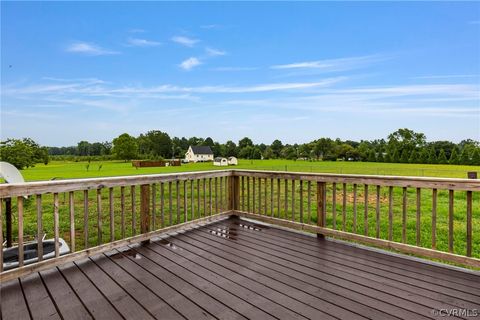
201;24;221;29
205;47;226;56
179;57;202;71
412;74;479;80
171;36;199;47
270;54;389;72
126;37;161;47
212;66;258;72
65;42;119;56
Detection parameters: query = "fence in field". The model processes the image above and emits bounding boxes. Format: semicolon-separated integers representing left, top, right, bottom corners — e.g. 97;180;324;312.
1;169;479;281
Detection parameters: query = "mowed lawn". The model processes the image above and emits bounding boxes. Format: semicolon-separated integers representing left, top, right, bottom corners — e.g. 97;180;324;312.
20;159;480;181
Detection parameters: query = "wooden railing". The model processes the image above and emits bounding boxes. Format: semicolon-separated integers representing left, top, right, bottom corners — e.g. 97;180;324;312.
0;170;233;281
1;169;479;281
230;170;480;268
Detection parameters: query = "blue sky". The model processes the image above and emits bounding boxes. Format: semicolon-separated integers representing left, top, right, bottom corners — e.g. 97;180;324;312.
1;2;479;146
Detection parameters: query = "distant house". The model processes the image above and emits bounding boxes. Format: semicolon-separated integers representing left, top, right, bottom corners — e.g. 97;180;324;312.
227;156;238;165
213;157;228;166
185;146;214;163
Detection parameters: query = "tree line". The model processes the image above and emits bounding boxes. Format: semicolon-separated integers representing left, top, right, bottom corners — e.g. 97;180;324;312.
1;128;479;169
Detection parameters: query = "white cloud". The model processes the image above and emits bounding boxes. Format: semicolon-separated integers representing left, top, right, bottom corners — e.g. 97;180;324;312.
171;36;199;47
412;74;479;80
205;47;226;56
127;37;161;47
66;42;119;55
213;67;258;71
179;57;202;71
270;54;389;72
201;24;220;29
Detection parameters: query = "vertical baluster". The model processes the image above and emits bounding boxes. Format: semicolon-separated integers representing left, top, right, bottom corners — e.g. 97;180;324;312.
270;178;274;217
364;185;368;236
402;187;407;243
209;178;212;216
332;183;336;229
161;183;165;227
218;178;222;212
432;189;437;250
70;191;76;251
342;183;347;231
252;177;256;214
284;179;288;219
224;176;228;210
84;190;89;249
203;178;206;217
169;181;173;224
466;191;472;257
109;188;114;243
184;180;188;222
376;186;380;239
247;177;251;213
241;176;245;211
317;182;326;229
0;197;3;272
152;184;156;230
258;177;262;214
177;180;181;224
307;181;311;224
54;193;60;257
353;184;357;233
131;186;136;235
448;190;454;253
215;177;218;214
264;178;268;216
277;179;281;218
37;195;43;262
416;188;421;246
291;179;295;221
97;189;103;245
299;180;304;223
18;196;24;266
120;187;125;239
388;186;393;241
191;180;195;220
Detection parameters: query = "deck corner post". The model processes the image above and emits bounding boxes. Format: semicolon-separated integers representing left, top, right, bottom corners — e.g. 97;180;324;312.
317;181;326;238
140;184;151;243
229;174;240;212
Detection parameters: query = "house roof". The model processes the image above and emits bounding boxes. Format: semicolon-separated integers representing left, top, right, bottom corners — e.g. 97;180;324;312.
190;146;214;155
214;157;227;162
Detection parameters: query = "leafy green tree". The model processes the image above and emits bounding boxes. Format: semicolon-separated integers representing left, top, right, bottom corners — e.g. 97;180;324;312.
391;149;400;163
137;130;172;158
449;149;459;165
428;148;437;164
377;151;385;162
238;137;253;149
419;149;429;164
409;151;418;164
367;150;376;162
313;138;334;160
387;128;426;156
270;140;283;158
224;140;237;157
459;149;471;165
400;149;410;163
238;145;254;159
437;149;448;164
112;133;138;161
0;138;49;169
263;147;274;159
252;147;263;159
384;152;391;163
470;149;480;165
77;141;91;156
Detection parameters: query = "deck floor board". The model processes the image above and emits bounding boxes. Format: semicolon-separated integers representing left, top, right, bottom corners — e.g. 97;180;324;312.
2;216;479;320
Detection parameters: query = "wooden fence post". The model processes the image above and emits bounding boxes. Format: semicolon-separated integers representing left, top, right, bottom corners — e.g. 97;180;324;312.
317;181;326;238
229;174;240;212
140;184;151;243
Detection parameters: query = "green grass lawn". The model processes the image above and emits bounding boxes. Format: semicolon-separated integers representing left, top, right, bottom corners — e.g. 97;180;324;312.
19;159;480;181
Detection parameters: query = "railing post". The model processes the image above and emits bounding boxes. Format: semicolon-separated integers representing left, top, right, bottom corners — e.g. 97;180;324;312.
317;181;326;238
140;184;151;243
229;173;240;212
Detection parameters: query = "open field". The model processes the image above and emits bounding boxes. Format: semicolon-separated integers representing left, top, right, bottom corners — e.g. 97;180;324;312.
19;159;480;181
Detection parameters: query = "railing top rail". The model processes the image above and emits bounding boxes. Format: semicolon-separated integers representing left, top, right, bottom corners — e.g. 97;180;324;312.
0;170;232;198
231;169;480;191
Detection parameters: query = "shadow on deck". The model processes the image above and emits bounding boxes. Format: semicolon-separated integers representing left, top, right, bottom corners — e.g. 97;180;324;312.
1;216;479;320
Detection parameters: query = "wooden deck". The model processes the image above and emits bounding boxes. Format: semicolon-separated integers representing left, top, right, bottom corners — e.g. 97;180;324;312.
1;216;479;320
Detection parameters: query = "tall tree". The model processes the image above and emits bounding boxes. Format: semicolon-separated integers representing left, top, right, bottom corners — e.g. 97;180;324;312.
270;139;283;158
437;149;448;164
112;133;138;161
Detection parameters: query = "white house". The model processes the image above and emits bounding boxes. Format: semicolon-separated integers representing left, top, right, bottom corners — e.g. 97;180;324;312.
213;157;228;166
227;156;238;165
185;146;214;163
